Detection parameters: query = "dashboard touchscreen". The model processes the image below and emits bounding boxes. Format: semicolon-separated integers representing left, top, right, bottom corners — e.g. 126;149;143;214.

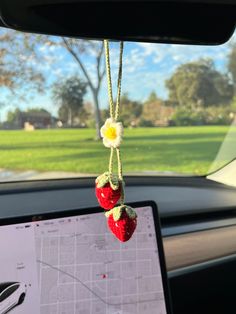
0;202;171;314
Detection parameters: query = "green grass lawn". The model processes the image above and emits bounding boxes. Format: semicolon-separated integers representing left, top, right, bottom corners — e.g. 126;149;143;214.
0;126;231;175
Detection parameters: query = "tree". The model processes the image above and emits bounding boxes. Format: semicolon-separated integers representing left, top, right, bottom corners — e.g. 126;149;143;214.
119;93;142;127
0;30;45;101
47;36;105;139
228;44;236;94
77;102;93;127
52;76;87;126
166;59;234;108
146;91;158;103
26;108;50;114
142;98;174;126
6;108;21;124
0;29;106;137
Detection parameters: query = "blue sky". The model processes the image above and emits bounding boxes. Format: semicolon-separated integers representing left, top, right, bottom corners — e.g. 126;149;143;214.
1;30;236;121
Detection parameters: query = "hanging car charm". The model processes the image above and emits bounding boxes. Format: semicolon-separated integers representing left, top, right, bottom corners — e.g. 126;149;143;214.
95;40;137;242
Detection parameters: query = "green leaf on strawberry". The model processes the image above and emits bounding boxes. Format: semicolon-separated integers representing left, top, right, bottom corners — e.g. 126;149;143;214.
125;206;137;219
96;172;120;190
105;205;137;222
106;206;138;242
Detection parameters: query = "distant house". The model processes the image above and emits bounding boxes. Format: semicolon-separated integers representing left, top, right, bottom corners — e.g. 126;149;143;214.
156;105;175;126
143;100;175;127
19;111;52;129
3;109;60;130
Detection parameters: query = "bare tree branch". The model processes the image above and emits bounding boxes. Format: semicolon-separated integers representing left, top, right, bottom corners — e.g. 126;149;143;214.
96;43;105;88
61;37;105;138
62;37;95;94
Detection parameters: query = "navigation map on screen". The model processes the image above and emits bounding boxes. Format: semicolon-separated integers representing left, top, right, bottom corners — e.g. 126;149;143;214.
0;205;168;314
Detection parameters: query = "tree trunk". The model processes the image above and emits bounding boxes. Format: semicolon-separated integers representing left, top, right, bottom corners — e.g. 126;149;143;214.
69;108;73;127
93;92;102;140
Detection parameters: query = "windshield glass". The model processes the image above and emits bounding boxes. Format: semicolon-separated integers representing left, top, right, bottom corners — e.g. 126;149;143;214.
0;28;235;182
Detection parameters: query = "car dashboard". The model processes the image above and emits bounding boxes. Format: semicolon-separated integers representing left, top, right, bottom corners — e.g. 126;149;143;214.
0;176;236;313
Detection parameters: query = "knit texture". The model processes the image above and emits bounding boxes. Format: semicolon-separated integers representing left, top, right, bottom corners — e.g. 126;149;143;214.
107;209;137;242
105;205;137;242
95;182;121;210
96;40;138;242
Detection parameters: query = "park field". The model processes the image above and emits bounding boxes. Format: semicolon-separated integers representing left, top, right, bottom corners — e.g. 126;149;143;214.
0;126;231;176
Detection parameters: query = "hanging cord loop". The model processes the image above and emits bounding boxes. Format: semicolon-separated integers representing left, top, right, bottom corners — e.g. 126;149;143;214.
115;41;124;121
104;39;124;204
104;40;115;120
104;40;124;122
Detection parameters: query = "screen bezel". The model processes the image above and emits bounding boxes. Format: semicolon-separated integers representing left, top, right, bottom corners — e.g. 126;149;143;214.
0;200;172;314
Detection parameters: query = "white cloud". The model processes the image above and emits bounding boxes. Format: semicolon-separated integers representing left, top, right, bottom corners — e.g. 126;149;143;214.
137;42;167;63
137;40;232;69
38;46;47;52
123;48;146;73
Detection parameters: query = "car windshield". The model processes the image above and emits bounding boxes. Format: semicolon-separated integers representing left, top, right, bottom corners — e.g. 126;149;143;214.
0;28;236;182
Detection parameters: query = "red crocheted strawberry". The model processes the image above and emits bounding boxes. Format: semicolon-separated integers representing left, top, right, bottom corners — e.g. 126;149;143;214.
95;172;122;210
105;205;137;242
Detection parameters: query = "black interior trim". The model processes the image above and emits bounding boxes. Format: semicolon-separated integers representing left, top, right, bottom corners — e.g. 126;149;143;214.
0;176;231;195
162;208;236;236
169;254;236;313
168;253;236;278
0;1;236;44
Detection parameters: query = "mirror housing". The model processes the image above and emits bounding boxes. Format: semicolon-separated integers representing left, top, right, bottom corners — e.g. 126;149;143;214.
0;0;236;44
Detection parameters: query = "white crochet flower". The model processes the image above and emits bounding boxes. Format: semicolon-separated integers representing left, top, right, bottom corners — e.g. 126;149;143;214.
100;118;123;148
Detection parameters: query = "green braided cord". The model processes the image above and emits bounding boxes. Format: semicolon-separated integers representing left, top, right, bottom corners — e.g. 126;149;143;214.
104;40;125;204
116;148;123;181
115;44;125;203
108;147;114;175
120;180;125;205
104;40;115;120
116;147;125;204
115;42;124;121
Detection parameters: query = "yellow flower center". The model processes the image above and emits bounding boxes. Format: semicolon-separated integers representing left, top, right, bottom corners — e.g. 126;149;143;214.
104;126;117;140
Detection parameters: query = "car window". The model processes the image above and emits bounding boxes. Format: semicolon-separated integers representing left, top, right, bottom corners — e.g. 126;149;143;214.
7;284;19;295
0;28;235;181
0;284;19;302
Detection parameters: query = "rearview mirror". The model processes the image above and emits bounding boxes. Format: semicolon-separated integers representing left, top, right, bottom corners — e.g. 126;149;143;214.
0;0;236;44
